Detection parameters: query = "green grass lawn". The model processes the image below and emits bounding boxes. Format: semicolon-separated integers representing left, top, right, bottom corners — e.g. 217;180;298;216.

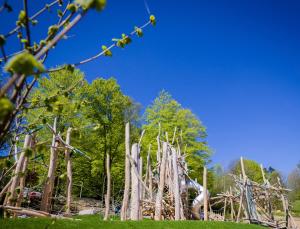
0;215;264;229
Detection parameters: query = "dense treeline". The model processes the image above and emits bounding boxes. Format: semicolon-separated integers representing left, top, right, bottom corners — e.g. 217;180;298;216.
0;68;212;204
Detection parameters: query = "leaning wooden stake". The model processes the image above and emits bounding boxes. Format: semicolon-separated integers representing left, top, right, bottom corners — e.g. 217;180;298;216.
154;142;168;220
229;187;235;221
65;127;72;215
7;134;31;207
223;197;227;221
16;155;29;207
41;118;58;212
147;145;153;200
130;143;140;220
203;166;208;221
104;153;111;220
121;122;131;220
172;147;180;220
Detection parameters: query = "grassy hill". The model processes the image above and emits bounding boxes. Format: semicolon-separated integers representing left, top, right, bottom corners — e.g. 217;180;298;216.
0;215;264;229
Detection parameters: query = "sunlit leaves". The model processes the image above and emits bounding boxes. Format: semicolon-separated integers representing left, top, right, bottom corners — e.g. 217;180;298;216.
5;52;45;75
16;10;26;27
150;14;156;26
0;98;14;124
134;26;143;37
102;45;112;57
75;0;106;11
67;3;78;13
48;25;59;39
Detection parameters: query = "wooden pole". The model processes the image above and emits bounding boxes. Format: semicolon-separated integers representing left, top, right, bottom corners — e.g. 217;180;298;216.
240;157;246;181
260;164;273;220
230;187;235;221
16;156;29;207
146;145;153;200
65;127;72;215
236;188;244;222
41;118;58;212
172;147;180;220
104;153;111;220
154;142;168;220
121;122;131;220
203;166;208;221
139;156;143;219
7;134;31;207
223;197;227;221
130;143;140;220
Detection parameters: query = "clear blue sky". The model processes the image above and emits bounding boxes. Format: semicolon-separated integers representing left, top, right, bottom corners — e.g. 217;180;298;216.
1;0;300;175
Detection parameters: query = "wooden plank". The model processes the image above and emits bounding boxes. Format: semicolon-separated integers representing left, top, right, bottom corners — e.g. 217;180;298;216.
203;166;208;221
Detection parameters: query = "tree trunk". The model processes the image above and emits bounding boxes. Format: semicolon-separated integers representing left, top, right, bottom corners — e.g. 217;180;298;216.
41;118;58;212
121;123;130;220
154;142;168;220
104;153;111;220
7;134;31;207
130;143;140;220
65;127;72;215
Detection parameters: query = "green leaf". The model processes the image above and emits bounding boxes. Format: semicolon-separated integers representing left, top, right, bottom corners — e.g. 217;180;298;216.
57;9;63;17
150;14;156;26
102;45;112;57
5;52;45;75
18;10;27;27
65;64;75;72
48;25;59;39
31;19;38;26
134;27;143;37
67;3;77;13
0;98;14;123
122;34;132;45
24;148;33;157
39;40;46;47
75;0;106;11
21;38;28;44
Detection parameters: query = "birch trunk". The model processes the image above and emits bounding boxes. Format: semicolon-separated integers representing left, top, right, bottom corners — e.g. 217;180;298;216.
65;127;72;215
41;118;58;212
121;122;131;220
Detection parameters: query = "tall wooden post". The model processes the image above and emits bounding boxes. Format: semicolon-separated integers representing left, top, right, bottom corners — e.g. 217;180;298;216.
154;142;168;220
104;153;111;220
121;122;131;220
41;118;58;212
65;127;72;215
172;147;180;220
203;166;208;221
130;143;140;220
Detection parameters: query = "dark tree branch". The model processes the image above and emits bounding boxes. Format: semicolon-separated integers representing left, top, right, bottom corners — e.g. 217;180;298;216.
23;0;31;49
